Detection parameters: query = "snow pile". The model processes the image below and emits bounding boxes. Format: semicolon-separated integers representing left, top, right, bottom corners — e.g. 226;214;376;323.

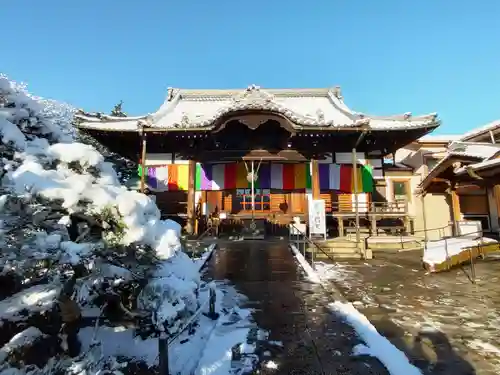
423;237;498;266
0;75;203;373
77;280;263;375
313;261;353;282
0;327;45;364
330;301;422;375
289;244;321;283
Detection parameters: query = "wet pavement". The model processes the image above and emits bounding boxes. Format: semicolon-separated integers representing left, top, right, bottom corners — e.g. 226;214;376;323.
320;252;500;375
204;239;389;375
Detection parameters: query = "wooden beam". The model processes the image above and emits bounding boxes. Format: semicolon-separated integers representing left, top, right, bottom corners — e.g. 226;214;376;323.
185;160;196;235
139;130;147;193
450;186;461;236
311;159;320;200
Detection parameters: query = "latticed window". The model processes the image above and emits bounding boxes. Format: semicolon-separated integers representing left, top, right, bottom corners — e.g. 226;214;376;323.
392;181;409;201
235;188;271;211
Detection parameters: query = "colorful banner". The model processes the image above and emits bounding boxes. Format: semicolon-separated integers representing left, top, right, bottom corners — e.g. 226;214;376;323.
137;164;189;191
319;164;373;193
195;163;312;190
138;162;373;193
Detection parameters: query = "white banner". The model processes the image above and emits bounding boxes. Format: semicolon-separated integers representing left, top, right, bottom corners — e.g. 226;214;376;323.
308;199;326;238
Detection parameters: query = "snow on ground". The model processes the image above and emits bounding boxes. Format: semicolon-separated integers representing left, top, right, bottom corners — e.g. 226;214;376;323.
79;280;260;375
423;237;497;266
289;246;422;375
319;252;500;374
313;261;354;282
330;302;422;375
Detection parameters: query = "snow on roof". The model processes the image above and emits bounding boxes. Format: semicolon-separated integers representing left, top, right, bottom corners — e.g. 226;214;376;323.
75;85;439;132
460;119;500;141
418;134;460;143
447;141;500;159
456;158;500;174
418;141;500;191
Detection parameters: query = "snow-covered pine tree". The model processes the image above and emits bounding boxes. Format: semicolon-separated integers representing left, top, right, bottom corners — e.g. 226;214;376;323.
0;75;203;374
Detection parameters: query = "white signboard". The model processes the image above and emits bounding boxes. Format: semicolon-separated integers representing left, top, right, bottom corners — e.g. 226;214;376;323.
308;199;327;239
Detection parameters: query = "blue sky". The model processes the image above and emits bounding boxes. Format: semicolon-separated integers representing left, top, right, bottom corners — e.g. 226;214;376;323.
2;0;499;134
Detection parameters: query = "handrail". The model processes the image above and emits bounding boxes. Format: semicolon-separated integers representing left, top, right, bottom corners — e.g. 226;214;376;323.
289;223;337;264
327;200;408;214
393;223;482;250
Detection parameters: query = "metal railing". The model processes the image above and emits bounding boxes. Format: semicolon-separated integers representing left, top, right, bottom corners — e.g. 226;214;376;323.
327;200;409;214
288;223;336;266
365;224;453;252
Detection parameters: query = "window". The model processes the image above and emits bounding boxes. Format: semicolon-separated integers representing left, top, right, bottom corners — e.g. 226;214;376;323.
425;157;439;172
392;180;410;201
235;188;271;211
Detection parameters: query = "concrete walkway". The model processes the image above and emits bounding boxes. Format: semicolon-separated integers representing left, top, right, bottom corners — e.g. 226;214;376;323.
204;240;389;375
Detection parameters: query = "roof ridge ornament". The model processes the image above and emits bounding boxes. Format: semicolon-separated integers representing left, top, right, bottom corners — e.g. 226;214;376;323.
316;109;325;122
232;84;275;104
167;87;175;101
332;86;343;100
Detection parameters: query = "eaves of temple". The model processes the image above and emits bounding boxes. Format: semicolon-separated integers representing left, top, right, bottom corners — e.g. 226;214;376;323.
74;85;440;161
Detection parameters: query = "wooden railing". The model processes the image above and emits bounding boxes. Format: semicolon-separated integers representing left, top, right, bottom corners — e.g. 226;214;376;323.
329;200;408;214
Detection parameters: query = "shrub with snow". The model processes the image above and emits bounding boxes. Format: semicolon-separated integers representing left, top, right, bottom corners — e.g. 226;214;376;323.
0;74;202;374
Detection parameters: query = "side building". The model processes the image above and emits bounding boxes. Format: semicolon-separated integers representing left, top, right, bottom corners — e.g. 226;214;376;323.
75;85;439;237
417;121;500;238
392;135;459;240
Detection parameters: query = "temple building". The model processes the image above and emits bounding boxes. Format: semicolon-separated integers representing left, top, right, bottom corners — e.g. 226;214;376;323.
75;85;439;237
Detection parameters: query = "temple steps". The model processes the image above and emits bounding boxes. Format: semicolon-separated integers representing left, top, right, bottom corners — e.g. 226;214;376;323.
307;238;372;260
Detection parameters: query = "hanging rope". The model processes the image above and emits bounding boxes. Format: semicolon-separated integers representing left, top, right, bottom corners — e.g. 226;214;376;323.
244;158;263;183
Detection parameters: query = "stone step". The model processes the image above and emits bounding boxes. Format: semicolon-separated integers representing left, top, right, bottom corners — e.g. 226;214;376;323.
309;246;360;254
369;241;422;250
315;240;363;249
312;249;373;260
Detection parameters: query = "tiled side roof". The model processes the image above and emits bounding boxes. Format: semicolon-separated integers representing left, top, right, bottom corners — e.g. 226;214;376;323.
460;119;500;141
418;134;461;143
418;141;500;191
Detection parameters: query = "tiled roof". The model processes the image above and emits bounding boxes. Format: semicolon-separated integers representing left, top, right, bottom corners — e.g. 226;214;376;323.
75;85;439;132
460;119;500;141
418;141;500;191
418;134;460;143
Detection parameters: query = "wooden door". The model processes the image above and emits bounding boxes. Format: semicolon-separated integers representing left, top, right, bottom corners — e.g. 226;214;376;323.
290;190;306;213
206;191;222;215
271;191;288;213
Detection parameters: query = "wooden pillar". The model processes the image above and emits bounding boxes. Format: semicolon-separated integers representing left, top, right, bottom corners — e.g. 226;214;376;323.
185;160;196;235
139;129;147;193
450;185;461;236
487;186;499;232
311;159;320;200
338;218;344;237
421;193;428;242
352;148;361;245
371;216;377;235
